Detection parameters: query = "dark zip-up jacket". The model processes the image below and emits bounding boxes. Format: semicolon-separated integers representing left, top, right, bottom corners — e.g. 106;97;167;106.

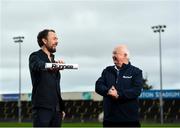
95;62;143;122
29;49;64;111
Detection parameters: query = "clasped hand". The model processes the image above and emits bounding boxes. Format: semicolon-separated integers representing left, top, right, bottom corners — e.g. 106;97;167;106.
107;86;119;99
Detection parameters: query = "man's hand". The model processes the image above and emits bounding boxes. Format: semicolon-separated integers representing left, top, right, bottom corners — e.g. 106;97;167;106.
107;86;119;99
56;59;65;70
56;59;64;64
62;111;66;120
49;59;65;71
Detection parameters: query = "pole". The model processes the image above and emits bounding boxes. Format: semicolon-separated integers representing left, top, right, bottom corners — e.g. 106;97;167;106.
13;36;24;123
159;31;164;124
18;41;22;123
151;25;166;124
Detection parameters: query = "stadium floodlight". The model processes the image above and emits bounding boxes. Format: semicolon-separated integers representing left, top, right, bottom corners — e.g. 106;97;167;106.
13;36;24;123
151;25;166;124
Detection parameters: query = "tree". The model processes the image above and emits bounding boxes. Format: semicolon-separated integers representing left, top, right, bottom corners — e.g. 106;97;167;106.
142;77;153;90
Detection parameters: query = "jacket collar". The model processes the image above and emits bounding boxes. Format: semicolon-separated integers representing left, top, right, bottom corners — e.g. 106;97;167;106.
106;62;131;74
114;62;131;71
39;49;55;62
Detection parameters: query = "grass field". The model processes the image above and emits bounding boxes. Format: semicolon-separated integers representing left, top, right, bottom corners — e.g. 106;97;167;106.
0;122;180;127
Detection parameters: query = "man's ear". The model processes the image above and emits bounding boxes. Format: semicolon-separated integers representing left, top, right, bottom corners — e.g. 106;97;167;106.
42;38;47;45
124;53;127;57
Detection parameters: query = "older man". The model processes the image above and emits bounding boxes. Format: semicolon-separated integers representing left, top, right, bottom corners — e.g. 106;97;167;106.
95;45;143;127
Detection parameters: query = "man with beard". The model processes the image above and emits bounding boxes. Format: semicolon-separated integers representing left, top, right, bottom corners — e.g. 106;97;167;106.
29;29;65;127
95;45;143;127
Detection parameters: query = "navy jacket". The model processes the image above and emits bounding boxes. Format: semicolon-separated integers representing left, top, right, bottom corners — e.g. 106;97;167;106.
95;62;143;122
29;49;64;111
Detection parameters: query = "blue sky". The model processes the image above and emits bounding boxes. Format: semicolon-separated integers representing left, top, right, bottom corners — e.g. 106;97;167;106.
0;0;180;94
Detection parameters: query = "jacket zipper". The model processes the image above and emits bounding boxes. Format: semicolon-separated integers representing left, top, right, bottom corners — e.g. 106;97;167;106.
116;70;119;84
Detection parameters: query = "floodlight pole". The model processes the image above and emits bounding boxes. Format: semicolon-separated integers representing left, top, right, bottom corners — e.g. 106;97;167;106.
13;36;24;123
151;25;166;124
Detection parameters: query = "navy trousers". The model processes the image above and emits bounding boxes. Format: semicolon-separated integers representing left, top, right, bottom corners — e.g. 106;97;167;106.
33;107;62;127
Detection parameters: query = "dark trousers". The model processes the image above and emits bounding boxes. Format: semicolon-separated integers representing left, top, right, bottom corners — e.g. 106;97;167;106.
103;120;141;127
33;107;62;127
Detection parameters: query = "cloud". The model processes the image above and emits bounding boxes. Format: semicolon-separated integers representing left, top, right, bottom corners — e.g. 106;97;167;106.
0;0;180;93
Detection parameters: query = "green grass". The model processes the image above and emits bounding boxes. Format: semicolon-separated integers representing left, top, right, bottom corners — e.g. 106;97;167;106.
0;122;101;127
0;122;180;127
0;122;32;127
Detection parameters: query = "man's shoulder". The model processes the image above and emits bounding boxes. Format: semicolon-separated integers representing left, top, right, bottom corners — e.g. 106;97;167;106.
130;64;142;73
102;66;116;74
29;49;42;57
29;50;43;61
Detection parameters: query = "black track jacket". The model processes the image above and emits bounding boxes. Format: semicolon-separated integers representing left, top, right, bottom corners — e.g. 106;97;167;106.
29;49;64;112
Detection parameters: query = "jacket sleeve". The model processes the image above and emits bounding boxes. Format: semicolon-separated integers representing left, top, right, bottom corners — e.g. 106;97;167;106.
59;96;65;111
118;69;143;100
95;69;109;97
29;53;46;71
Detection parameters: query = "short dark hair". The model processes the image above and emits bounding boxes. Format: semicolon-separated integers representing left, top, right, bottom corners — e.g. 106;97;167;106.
37;29;55;47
